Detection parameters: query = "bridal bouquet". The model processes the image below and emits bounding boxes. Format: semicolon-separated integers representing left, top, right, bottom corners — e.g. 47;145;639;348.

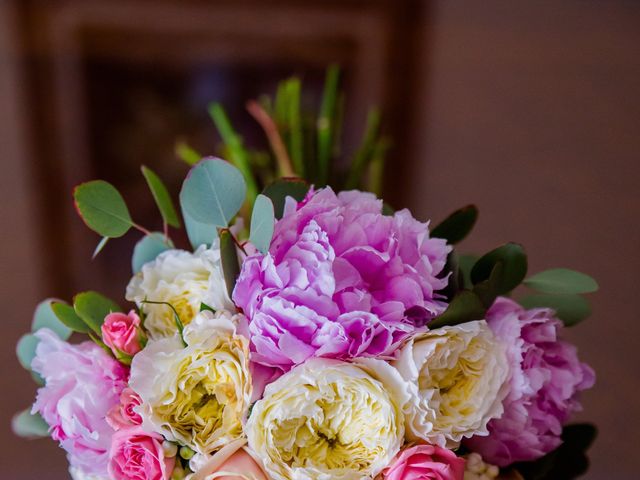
14;69;597;480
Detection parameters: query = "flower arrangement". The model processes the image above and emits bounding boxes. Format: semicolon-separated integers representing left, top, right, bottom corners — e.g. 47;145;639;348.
14;68;597;480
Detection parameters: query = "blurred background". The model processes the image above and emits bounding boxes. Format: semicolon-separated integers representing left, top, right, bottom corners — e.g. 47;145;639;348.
1;1;639;478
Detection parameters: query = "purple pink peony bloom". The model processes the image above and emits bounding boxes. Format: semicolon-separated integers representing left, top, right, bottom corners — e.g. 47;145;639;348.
381;444;465;480
465;297;595;466
233;188;451;371
31;328;128;476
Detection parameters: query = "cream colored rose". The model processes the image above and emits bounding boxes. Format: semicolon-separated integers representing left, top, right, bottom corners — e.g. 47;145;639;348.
246;358;409;480
130;311;251;454
393;320;508;448
126;244;234;338
69;466;109;480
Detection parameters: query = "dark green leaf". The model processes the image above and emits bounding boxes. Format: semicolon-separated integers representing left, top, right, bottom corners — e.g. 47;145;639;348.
519;294;591;326
382;202;395;216
180;157;247;228
431;205;478;244
31;299;72;340
132;233;173;273
472;261;505;307
219;229;240;300
284;78;304;176
429;290;487;329
200;303;216;313
345;108;381;189
12;409;49;438
73;291;121;335
175;141;202;166
73;180;133;237
51;302;92;333
317;65;340;186
250;194;275;254
262;178;309;219
458;254;479;290
471;243;528;296
524;268;598;295
208;103;259;204
16;334;39;370
141;166;181;228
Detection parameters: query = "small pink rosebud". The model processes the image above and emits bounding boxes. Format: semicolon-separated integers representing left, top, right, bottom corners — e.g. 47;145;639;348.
106;387;143;431
101;310;144;357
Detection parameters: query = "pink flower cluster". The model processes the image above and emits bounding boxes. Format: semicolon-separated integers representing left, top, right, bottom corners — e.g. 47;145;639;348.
234;188;451;371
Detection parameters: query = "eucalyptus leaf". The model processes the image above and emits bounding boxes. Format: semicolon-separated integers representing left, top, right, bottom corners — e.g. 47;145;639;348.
519;294;591;327
524;268;598;295
132;233;174;273
219;229;240;300
92;236;110;259
73;180;133;237
73;291;122;335
51;302;92;334
471;243;527;295
141;166;181;228
250;194;275;254
431;205;478;244
182;205;218;250
16;333;39;370
175;141;202;166
179;157;247;227
262;178;309;219
429;290;486;329
12;409;49;438
31;299;72;340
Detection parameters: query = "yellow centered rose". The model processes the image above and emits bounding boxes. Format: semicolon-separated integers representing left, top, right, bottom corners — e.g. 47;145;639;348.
126;246;233;338
393;320;508;448
130;311;251;454
246;358;408;480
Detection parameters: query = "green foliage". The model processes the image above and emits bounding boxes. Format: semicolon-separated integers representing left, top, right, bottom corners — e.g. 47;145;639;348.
16;334;39;370
12;409;49;439
73;180;133;238
141;166;181;228
471;243;528;306
132;233;174;273
182;207;218;250
219;229;241;300
175;141;202;166
317;65;340;186
250;194;275;254
31;299;72;340
180;158;247;229
520;294;591;327
51;302;92;333
431;205;479;244
345;109;381;190
73;291;121;335
262;178;309;219
429;291;486;329
92;236;110;259
457;254;479;290
524;268;598;295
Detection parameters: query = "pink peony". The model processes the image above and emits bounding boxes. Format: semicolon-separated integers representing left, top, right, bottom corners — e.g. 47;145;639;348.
101;310;144;357
234;188;451;371
31;328;128;476
465;297;595;466
108;427;175;480
106;387;143;431
382;444;465;480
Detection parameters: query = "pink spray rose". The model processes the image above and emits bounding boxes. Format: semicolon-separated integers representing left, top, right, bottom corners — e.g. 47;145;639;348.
109;427;175;480
191;439;268;480
31;328;128;476
465;298;595;466
101;310;144;357
382;444;465;480
106;387;143;430
234;188;451;371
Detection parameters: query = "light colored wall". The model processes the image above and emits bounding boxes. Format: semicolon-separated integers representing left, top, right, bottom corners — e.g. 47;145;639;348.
407;2;640;478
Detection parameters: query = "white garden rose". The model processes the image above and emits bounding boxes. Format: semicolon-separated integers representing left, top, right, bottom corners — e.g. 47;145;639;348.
129;310;251;454
126;244;234;338
246;358;409;480
393;320;508;448
69;466;109;480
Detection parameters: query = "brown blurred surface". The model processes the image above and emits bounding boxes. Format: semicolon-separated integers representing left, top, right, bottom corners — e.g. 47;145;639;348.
1;1;639;478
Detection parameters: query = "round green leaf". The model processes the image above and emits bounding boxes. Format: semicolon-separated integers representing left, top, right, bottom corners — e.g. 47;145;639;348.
179;157;247;227
431;205;479;244
51;302;92;333
182;205;218;249
141;166;181;228
262;178;309;219
519;293;591;326
471;243;528;295
524;268;598;294
31;299;72;340
74;291;121;334
16;333;39;370
250;194;275;254
73;180;133;237
132;233;174;273
12;409;49;438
